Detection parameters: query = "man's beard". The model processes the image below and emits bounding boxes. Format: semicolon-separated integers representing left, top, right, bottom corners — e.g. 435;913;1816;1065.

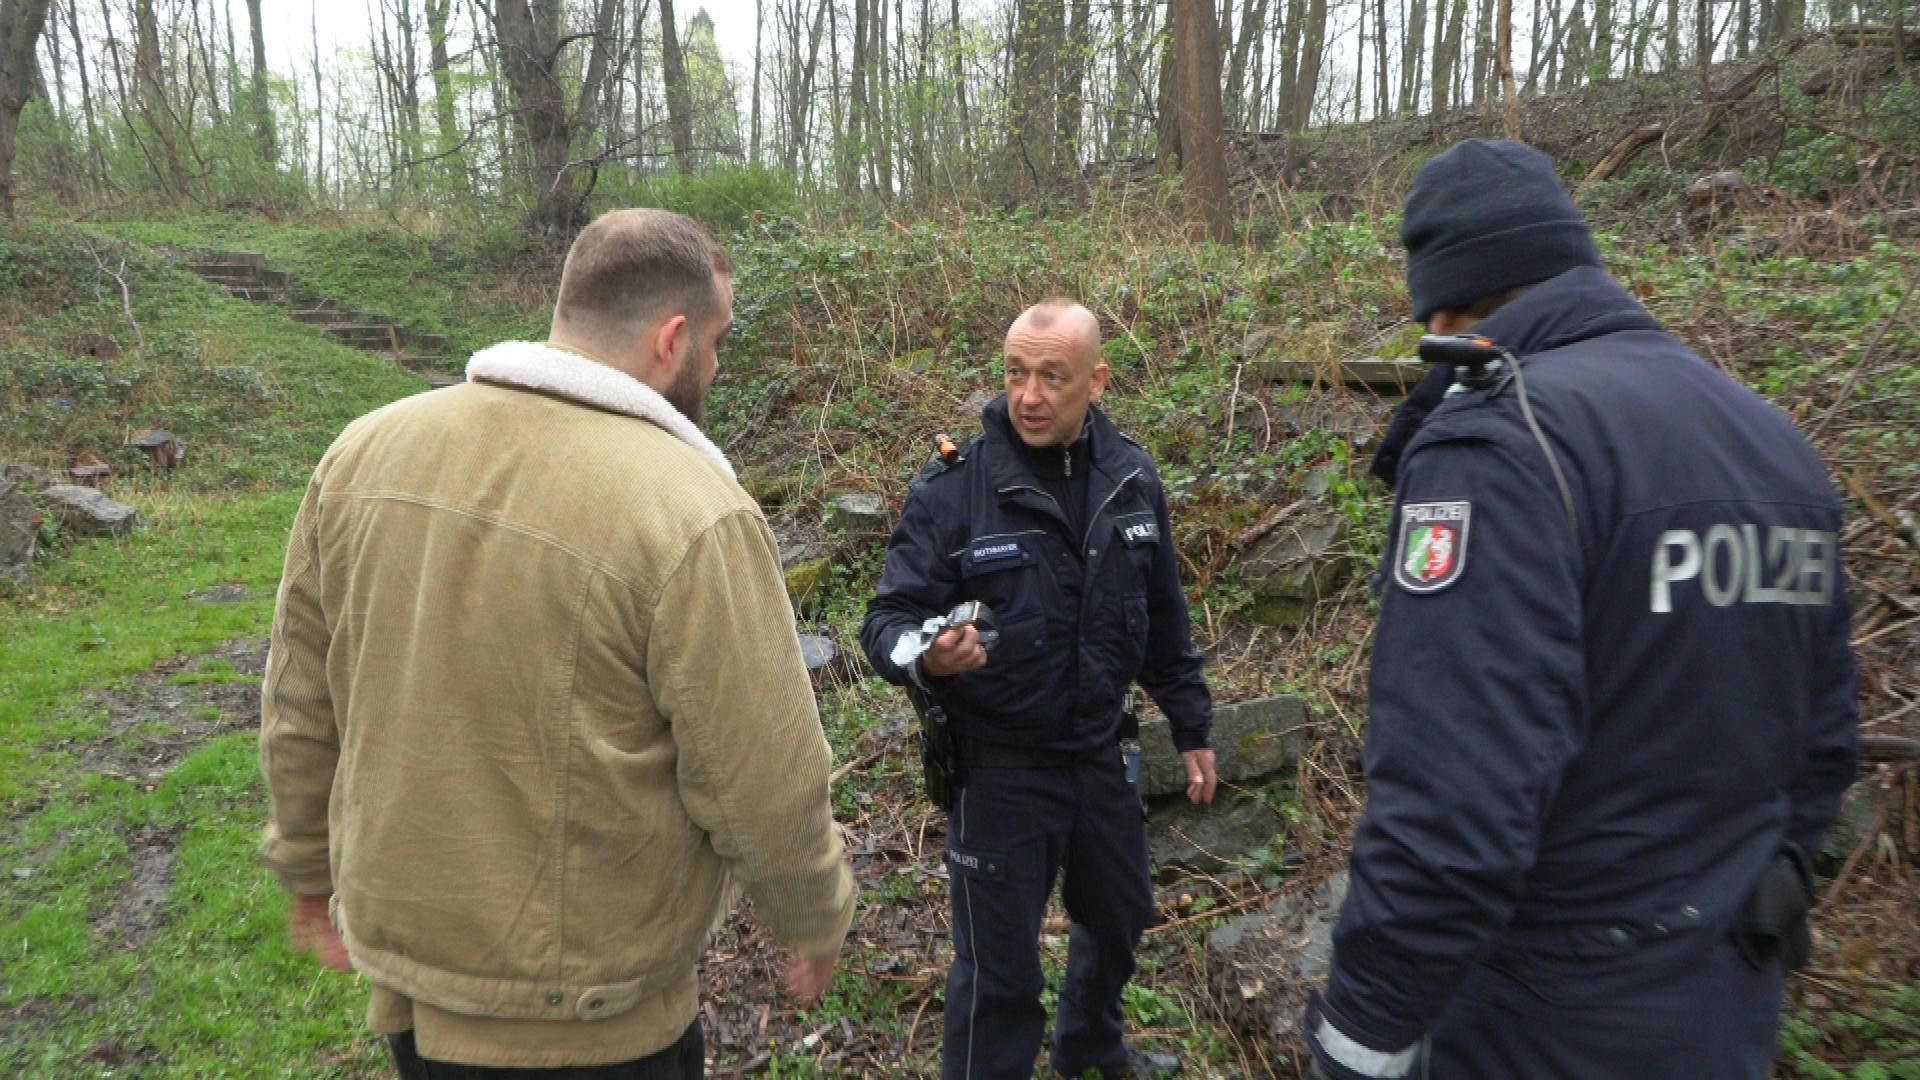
663;359;706;428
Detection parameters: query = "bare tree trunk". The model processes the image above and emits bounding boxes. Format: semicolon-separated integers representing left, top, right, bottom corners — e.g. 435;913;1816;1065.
1401;0;1427;112
1558;0;1586;88
1059;0;1089;179
1292;0;1326;129
1696;0;1711;93
1665;0;1680;70
42;0;61;123
1006;0;1061;194
950;0;970;164
1473;0;1493;107
785;0;827;171
1593;0;1614;76
845;0;869;194
1278;0;1303;124
495;0;606;241
659;0;695;172
1498;0;1518;136
1225;0;1268;126
312;0;325;201
65;0;104;187
423;0;467;190
1769;0;1799;42
134;0;185;195
0;0;49;218
1172;0;1229;239
1376;0;1389;115
1433;0;1466;115
1155;19;1179;172
1893;0;1906;74
909;0;930;193
243;0;277;167
751;0;763;162
876;0;894;195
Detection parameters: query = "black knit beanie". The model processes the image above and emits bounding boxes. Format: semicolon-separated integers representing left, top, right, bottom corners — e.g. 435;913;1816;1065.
1399;140;1602;323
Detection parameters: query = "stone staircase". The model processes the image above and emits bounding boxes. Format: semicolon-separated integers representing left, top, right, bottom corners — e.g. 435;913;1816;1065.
184;252;461;388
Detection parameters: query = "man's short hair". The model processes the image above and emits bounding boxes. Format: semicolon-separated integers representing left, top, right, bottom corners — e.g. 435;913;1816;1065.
555;209;733;341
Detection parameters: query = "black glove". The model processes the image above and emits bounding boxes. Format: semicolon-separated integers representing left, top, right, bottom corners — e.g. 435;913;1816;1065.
1732;843;1815;972
1303;990;1422;1080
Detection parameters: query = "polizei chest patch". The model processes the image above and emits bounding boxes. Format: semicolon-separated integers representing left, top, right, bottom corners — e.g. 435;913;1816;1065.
1395;500;1470;593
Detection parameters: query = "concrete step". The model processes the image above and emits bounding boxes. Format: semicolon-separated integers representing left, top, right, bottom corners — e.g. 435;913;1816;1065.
423;371;462;389
225;285;289;304
194;269;267;286
201;251;267;269
1259;357;1425;395
325;326;405;348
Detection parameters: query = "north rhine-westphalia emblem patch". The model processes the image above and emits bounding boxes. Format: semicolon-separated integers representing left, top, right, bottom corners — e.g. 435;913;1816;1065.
1394;500;1470;593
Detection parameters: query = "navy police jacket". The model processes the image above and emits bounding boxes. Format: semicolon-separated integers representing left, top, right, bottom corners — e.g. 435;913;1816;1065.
860;397;1212;753
1325;266;1860;1050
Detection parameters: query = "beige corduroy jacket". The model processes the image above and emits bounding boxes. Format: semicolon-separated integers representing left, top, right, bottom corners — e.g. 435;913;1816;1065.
259;341;855;1067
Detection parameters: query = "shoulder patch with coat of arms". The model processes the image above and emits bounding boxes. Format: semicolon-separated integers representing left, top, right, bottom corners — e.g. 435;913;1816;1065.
1394;500;1470;593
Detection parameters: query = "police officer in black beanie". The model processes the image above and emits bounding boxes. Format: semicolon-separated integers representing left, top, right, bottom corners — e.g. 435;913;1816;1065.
1306;139;1860;1079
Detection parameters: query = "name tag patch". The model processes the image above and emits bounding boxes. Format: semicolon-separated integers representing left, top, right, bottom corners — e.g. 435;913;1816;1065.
1119;519;1160;546
970;540;1024;563
1395;500;1470;593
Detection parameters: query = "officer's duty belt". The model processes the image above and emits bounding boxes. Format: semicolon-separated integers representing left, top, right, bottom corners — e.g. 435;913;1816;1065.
960;740;1112;769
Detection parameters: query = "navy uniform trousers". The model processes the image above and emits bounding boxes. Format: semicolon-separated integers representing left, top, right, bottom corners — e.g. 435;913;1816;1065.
942;755;1156;1079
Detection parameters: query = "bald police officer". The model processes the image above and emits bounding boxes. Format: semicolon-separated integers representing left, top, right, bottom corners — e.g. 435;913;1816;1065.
1304;140;1860;1079
862;299;1216;1078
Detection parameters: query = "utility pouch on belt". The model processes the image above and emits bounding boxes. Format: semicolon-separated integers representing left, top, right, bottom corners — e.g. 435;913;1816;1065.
907;687;964;813
1732;843;1815;972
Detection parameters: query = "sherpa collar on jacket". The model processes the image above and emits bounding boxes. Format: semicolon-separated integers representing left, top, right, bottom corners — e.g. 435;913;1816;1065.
465;340;735;482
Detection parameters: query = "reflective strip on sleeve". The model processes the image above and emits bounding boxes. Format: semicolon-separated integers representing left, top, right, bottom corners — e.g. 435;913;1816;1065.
1314;1018;1418;1079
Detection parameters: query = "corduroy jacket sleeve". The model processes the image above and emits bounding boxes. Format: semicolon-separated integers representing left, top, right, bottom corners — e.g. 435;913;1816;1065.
652;508;857;959
259;468;341;897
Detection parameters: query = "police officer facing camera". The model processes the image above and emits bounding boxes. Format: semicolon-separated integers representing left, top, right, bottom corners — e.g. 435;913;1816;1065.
861;299;1216;1079
1303;140;1860;1080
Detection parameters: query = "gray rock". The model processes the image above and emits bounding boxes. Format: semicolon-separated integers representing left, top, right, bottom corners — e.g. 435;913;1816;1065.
962;389;997;416
41;484;139;537
1688;169;1746;203
1138;694;1308;799
1241;511;1354;627
1148;796;1292;876
742;464;807;508
827;493;891;536
1205;871;1349;1040
2;464;51;492
191;584;255;605
1;480;40;583
1300;463;1345;499
779;539;828;569
1817;781;1879;872
798;632;841;678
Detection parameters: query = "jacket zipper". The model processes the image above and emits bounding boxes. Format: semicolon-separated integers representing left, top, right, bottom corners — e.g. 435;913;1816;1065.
1084;469;1142;552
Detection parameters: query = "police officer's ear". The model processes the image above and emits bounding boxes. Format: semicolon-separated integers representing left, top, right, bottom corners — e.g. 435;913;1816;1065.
1088;359;1110;403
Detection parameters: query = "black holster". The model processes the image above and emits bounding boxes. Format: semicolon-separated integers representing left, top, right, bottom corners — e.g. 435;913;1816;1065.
1731;843;1815;972
908;688;965;813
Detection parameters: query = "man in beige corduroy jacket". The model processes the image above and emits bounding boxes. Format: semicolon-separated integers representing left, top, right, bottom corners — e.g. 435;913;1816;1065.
259;208;856;1078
